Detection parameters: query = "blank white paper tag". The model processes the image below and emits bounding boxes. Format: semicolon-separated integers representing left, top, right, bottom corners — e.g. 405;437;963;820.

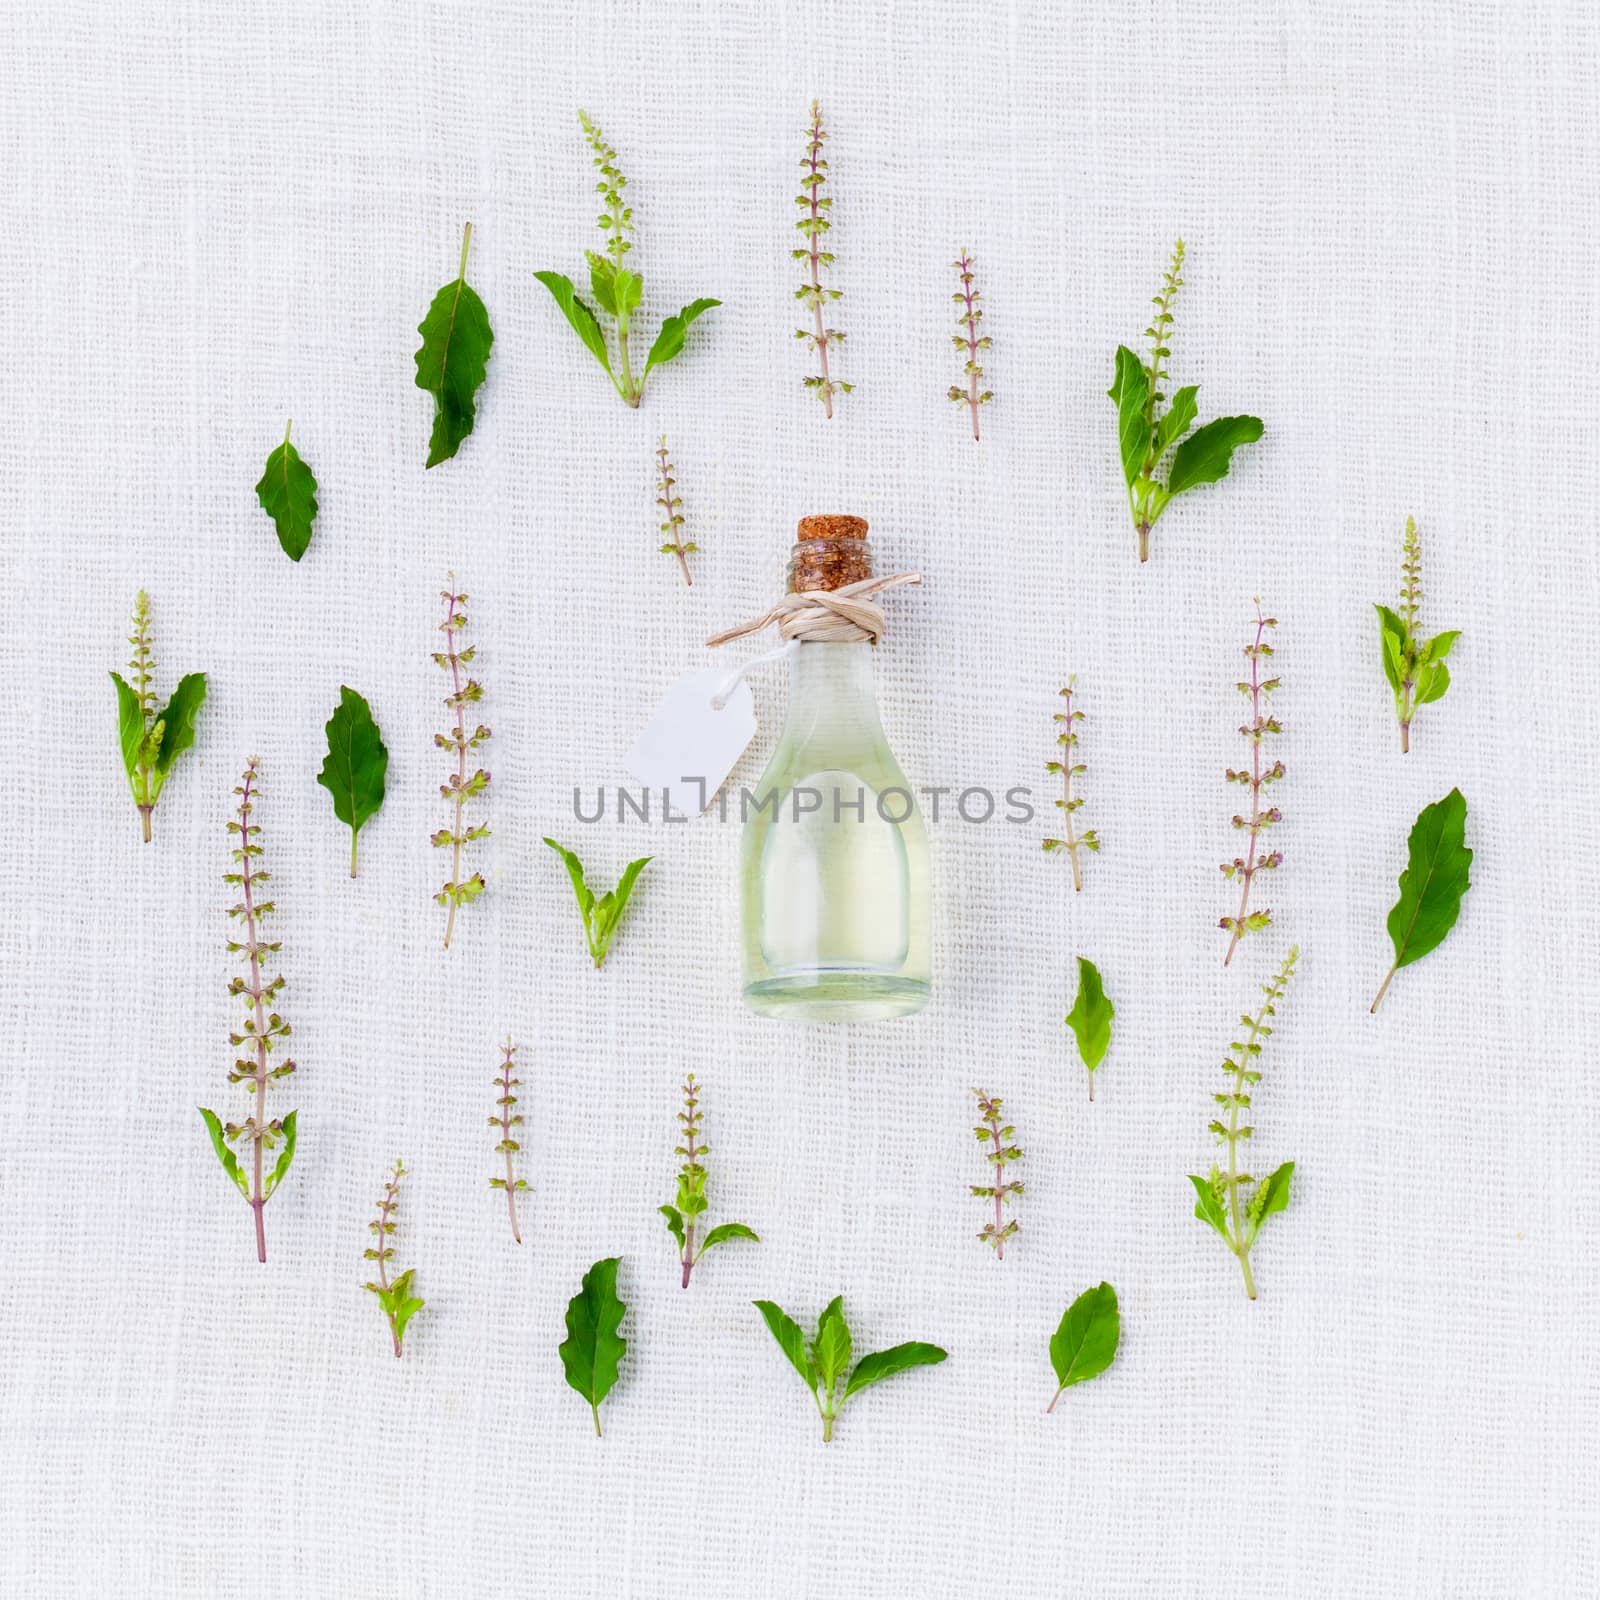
624;669;758;810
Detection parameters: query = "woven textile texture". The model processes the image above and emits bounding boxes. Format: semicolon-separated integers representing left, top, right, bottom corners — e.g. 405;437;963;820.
2;1;1597;1595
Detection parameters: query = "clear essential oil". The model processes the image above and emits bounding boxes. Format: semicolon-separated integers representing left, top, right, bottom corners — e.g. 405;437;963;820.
739;517;931;1021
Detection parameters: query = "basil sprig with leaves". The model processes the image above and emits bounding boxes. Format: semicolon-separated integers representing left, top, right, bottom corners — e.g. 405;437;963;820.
1375;517;1459;753
535;111;717;408
544;839;651;967
1110;241;1263;562
753;1296;946;1442
414;224;494;468
110;591;206;843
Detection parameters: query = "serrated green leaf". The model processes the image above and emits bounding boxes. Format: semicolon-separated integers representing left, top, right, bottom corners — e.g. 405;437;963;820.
150;672;206;787
414;227;494;468
1166;414;1264;496
814;1301;852;1392
1373;789;1472;1009
1109;345;1150;488
111;671;146;791
697;1221;759;1255
1189;1174;1231;1242
1246;1160;1294;1244
840;1341;947;1403
753;1300;816;1391
264;1109;297;1199
316;686;388;877
1154;384;1199;457
642;298;720;388
559;1257;627;1435
1048;1282;1120;1399
659;1205;685;1249
1065;956;1114;1076
255;425;319;560
533;270;614;378
198;1107;248;1197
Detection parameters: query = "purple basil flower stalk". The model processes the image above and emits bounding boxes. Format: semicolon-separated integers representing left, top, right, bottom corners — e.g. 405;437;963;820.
1220;602;1284;965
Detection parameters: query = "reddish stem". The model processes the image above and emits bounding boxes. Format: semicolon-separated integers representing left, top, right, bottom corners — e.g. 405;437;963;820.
237;766;271;1263
956;254;982;442
804;108;834;418
1224;606;1268;967
497;1044;522;1244
442;590;468;949
374;1174;402;1357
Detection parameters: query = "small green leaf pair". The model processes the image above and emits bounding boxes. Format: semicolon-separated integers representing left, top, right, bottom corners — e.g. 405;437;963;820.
1371;789;1472;1012
543;839;652;967
535;112;718;408
198;1107;297;1204
1064;956;1115;1100
1374;518;1459;753
560;1257;628;1435
1048;1283;1120;1413
254;419;319;560
753;1297;946;1442
110;592;206;842
1109;241;1263;562
414;224;494;468
318;687;388;877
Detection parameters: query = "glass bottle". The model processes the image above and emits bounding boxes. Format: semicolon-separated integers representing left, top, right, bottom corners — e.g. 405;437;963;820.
740;516;931;1021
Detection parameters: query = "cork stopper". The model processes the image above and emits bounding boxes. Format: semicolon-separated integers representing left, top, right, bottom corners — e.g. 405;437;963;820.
789;513;872;592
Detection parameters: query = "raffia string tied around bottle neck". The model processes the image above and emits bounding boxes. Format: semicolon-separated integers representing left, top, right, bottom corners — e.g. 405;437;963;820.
705;514;921;648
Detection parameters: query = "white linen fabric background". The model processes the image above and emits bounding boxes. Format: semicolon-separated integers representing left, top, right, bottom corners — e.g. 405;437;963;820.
1;1;1597;1595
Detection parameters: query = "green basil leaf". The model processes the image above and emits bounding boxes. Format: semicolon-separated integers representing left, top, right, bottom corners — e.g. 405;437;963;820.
697;1221;759;1254
1165;414;1264;496
659;1205;685;1249
586;252;619;317
150;672;207;785
254;425;319;560
1109;345;1150;489
814;1302;852;1391
1374;604;1408;693
1064;956;1114;1074
559;1257;628;1434
1048;1282;1120;1392
840;1341;947;1403
641;297;720;388
753;1300;816;1390
198;1107;248;1197
534;270;614;377
414;229;494;468
1188;1174;1230;1241
110;671;146;789
316;686;389;877
1381;789;1473;979
265;1109;297;1199
1416;660;1451;705
1422;628;1460;665
1245;1160;1294;1244
1154;384;1199;458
